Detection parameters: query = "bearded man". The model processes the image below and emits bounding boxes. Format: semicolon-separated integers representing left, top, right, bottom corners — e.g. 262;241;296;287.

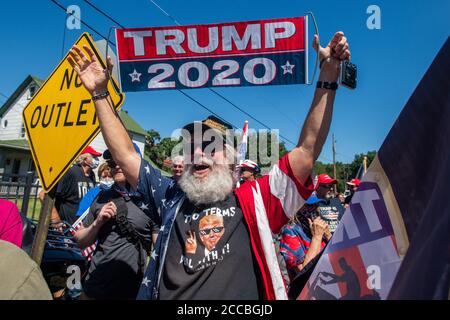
68;31;351;300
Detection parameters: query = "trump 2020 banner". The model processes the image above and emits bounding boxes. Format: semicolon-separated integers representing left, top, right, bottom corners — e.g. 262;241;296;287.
115;17;308;91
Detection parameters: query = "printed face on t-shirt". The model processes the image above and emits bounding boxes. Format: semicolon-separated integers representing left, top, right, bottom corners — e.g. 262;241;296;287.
198;215;225;251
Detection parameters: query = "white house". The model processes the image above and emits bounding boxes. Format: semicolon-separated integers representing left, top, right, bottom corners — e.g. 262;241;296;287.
0;75;167;182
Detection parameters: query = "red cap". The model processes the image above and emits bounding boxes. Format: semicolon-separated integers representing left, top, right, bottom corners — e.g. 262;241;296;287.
81;146;102;157
316;173;337;188
346;178;361;186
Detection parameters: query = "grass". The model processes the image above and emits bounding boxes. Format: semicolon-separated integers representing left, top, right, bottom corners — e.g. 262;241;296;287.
8;196;42;221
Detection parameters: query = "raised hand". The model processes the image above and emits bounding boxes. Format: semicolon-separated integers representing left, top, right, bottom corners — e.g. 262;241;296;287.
313;31;350;73
185;230;197;254
67;45;113;95
94;201;117;227
308;217;330;240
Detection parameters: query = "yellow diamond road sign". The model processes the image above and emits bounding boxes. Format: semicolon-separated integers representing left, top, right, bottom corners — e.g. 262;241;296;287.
23;33;124;191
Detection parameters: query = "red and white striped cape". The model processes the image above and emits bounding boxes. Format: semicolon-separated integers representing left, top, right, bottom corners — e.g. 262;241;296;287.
235;154;314;300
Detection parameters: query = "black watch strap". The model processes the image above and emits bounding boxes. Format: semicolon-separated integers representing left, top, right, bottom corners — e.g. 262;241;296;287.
316;81;338;91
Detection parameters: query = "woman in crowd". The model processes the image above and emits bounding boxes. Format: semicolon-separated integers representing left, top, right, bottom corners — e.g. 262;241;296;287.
74;162;114;219
280;195;332;299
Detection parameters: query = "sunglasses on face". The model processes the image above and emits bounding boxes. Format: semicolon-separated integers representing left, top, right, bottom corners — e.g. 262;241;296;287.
319;184;334;189
186;140;226;155
107;160;117;168
199;226;224;236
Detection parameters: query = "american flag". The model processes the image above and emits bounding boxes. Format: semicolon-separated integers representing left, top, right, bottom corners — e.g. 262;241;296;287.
70;209;96;261
236;120;248;165
234;120;249;187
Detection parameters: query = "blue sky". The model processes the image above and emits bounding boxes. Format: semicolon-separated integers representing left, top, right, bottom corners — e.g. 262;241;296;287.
0;0;448;163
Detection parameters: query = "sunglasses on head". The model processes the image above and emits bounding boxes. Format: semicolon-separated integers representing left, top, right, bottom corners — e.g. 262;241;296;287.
199;226;224;236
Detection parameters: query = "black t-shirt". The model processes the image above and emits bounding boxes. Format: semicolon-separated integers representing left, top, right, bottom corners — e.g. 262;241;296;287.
159;193;262;300
54;165;95;224
317;197;345;233
82;189;154;299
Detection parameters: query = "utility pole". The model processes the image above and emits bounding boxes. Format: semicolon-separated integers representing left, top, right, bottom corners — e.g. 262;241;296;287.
363;156;368;175
332;134;337;194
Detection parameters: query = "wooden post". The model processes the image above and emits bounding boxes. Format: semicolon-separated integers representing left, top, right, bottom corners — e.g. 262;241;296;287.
30;193;54;266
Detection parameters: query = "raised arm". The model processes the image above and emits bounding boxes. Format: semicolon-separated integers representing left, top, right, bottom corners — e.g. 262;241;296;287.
68;46;140;188
289;32;350;184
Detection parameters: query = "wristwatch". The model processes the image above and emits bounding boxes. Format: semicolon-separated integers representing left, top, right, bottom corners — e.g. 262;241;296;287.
92;91;110;101
316;81;338;91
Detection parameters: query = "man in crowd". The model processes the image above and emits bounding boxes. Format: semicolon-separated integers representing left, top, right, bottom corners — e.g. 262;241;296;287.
315;173;345;234
68;30;351;300
74;148;158;299
237;159;261;184
171;155;184;182
40;146;101;225
345;178;361;207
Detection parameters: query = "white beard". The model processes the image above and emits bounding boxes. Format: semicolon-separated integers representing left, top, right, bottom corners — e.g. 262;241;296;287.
179;164;234;206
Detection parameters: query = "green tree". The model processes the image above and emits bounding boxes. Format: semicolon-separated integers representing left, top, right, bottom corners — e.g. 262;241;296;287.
313;151;377;193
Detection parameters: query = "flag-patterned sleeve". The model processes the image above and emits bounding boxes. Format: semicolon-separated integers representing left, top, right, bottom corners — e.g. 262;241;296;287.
279;224;309;271
136;159;173;221
258;153;315;234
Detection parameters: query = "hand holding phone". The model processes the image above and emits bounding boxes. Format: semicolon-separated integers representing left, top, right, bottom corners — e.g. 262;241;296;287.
340;60;357;89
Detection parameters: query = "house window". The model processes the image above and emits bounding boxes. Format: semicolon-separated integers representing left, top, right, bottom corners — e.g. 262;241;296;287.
28;85;37;99
1;119;7;128
20;122;26;138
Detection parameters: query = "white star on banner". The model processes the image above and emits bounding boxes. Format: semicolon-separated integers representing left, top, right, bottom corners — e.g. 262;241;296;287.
151;250;158;260
151;186;156;195
145;165;151;174
140;203;149;210
281;61;295;75
159;225;165;232
129;69;142;82
142;277;151;286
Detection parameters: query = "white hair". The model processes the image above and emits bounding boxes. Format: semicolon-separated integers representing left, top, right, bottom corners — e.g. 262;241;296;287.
76;153;90;165
178;163;234;206
172;155;184;166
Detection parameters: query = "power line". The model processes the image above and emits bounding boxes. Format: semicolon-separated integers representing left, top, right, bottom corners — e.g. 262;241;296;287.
177;90;237;129
82;0;124;28
50;0;114;46
208;89;297;145
0;92;9;100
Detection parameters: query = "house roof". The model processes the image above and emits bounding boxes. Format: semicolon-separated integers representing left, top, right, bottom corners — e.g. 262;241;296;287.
119;110;147;136
0;139;30;150
0;75;42;118
143;153;172;177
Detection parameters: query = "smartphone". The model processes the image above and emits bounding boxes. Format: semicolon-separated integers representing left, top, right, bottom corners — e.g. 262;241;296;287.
340;60;357;89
